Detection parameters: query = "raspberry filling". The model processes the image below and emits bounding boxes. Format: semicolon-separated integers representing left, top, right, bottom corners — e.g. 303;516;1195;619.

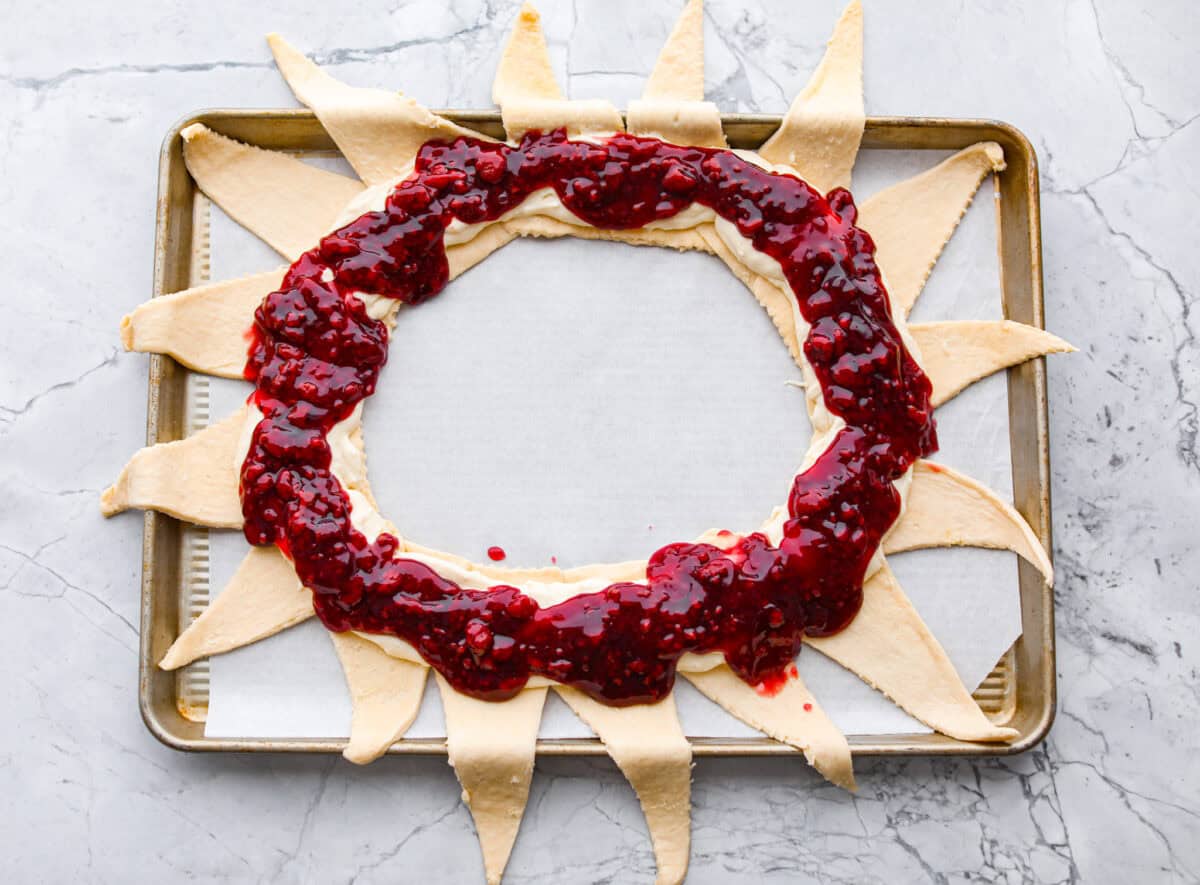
240;129;936;705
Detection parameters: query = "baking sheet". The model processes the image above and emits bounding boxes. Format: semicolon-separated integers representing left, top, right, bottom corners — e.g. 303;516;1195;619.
201;148;1021;740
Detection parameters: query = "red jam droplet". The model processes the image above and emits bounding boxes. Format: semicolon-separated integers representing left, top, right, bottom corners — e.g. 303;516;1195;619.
240;129;936;706
487;546;507;562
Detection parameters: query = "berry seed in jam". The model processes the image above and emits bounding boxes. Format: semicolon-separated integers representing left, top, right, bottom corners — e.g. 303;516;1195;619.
241;128;936;706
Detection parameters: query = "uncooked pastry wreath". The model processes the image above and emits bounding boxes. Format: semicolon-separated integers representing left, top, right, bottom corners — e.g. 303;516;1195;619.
103;2;1072;882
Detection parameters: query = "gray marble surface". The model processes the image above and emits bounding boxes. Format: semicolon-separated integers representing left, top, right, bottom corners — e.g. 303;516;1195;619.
2;1;1197;882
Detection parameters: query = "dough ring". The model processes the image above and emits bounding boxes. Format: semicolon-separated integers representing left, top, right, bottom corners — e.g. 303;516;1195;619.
103;3;1071;883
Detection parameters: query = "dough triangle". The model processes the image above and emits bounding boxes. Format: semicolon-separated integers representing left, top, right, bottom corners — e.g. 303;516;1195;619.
643;0;705;100
758;0;864;193
121;268;284;378
807;563;1018;742
556;688;692;885
493;4;622;141
684;666;855;790
268;34;486;185
181;124;363;260
101;405;247;527
883;460;1053;581
330;631;428;764
493;3;563;105
438;679;546;885
911;320;1074;407
857;141;1005;318
159;545;311;669
629;0;726;146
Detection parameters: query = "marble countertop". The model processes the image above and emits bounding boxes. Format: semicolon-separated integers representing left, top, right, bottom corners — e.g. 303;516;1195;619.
2;0;1196;881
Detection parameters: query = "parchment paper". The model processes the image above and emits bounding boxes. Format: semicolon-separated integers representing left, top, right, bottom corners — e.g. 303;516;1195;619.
202;148;1021;740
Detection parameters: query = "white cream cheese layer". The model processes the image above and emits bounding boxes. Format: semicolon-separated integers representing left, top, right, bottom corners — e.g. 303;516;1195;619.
238;146;923;670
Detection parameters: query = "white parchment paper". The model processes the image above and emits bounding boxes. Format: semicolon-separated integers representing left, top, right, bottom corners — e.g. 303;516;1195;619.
202;148;1021;740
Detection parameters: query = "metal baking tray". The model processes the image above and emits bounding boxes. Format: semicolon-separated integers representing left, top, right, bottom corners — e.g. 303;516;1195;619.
138;110;1055;758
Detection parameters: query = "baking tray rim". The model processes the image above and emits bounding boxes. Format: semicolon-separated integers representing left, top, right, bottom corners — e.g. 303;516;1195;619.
138;110;1056;758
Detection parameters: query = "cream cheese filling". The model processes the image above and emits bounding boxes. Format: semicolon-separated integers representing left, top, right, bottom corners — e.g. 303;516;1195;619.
239;146;922;673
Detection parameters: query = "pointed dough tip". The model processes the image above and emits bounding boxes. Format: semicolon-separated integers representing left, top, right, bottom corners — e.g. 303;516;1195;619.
513;2;542;35
158;646;185;671
119;315;135;350
180;122;208;142
824;762;857;793
266;31;308;68
494;0;563;109
266;32;331;103
986;726;1019;742
1057;335;1078;353
983;140;1006;171
828;0;863;48
98;483;123;517
641;0;706;103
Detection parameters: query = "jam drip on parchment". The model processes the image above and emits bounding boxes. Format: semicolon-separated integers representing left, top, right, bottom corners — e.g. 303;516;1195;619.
241;129;936;705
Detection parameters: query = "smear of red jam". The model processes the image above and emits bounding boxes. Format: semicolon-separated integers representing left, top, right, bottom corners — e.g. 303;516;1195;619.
486;546;507;562
241;129;936;706
755;663;800;697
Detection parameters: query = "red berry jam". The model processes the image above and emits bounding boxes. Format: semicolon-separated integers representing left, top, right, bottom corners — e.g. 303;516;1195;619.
486;546;507;562
241;129;935;706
